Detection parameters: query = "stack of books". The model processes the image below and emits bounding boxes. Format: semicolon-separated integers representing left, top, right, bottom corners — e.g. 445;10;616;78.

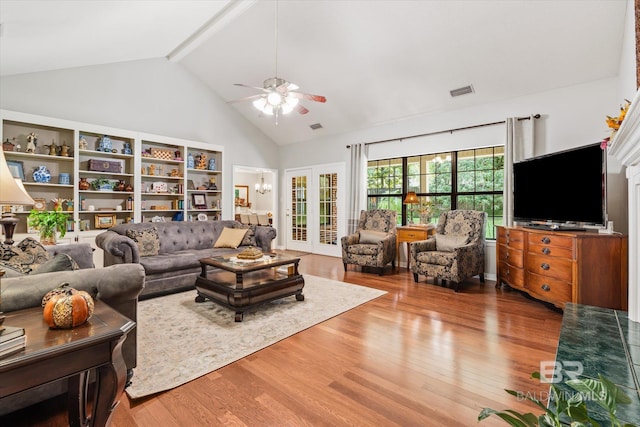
0;325;26;358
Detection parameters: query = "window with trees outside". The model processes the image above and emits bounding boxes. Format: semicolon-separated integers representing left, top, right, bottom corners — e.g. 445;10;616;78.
367;146;504;240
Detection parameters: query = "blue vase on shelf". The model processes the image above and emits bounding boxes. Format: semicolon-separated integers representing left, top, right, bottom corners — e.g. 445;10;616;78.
208;159;216;171
187;153;195;169
33;165;51;183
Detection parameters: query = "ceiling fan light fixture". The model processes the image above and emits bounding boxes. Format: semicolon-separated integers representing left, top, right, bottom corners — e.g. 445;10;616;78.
267;91;282;105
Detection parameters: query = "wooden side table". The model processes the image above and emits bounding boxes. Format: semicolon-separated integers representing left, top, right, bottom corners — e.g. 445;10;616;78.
0;301;135;426
397;224;436;270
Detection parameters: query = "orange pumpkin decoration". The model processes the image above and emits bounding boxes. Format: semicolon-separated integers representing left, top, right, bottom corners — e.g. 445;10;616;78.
42;283;95;329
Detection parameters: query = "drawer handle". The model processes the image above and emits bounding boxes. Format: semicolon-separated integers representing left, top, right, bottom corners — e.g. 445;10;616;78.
542;247;551;255
505;252;509;259
541;263;550;270
541;237;551;244
541;284;551;292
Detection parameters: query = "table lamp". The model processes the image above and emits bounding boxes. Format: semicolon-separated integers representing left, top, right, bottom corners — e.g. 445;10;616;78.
1;149;35;245
403;191;419;224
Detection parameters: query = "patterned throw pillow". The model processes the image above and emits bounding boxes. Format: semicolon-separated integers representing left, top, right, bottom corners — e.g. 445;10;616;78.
235;224;257;247
0;238;52;274
126;227;160;257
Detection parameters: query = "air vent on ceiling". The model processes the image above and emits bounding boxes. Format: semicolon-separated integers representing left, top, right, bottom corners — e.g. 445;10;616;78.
450;85;475;97
310;123;323;130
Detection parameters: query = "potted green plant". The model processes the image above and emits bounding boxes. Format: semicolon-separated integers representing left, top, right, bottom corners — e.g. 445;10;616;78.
27;205;70;245
478;372;636;427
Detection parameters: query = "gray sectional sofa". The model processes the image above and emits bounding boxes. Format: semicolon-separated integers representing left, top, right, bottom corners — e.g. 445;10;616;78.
95;220;277;299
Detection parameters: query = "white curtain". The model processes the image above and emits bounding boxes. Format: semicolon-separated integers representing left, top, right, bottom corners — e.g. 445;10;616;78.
504;116;536;226
348;143;368;234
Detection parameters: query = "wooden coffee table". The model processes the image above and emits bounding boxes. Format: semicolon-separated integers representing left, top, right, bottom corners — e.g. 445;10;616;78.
195;253;305;321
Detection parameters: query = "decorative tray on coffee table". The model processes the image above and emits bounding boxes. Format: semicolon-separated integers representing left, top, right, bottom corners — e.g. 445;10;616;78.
236;246;264;260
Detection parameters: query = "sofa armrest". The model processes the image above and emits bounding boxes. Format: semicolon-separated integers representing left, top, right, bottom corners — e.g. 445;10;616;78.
46;243;95;269
95;230;139;265
409;238;436;258
254;226;277;252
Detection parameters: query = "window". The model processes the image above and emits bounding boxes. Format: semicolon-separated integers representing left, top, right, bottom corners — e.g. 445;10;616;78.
367;147;504;239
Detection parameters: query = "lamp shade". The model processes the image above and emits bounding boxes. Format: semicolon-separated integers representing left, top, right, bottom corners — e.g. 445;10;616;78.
403;191;419;204
0;149;34;205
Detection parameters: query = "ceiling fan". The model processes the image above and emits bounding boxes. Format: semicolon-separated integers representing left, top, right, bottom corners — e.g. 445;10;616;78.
226;1;326;122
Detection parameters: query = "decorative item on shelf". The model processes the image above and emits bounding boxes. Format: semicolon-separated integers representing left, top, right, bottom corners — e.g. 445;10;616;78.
207;177;217;190
25;132;38;153
3;138;15;152
601;99;631;149
195;153;207;170
44;141;58;156
78;136;88;150
122;142;132;155
151;182;168;193
174;150;182;161
95;213;116;229
187;152;195;169
150;148;174;160
65;200;73;212
78;177;90;190
124;183;133;192
148;164;156;176
59;141;70;157
97;135;112;152
42;283;94;329
32;165;52;183
169;168;180;177
126;196;133;210
32;198;46;211
27;205;69;245
51;198;67;211
114;180;126;191
58;173;70;185
90;177;114;191
208;158;216;171
88;159;122;173
403;191;419;224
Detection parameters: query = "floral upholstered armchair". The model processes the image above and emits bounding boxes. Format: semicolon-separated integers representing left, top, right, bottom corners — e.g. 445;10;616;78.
341;209;397;275
409;210;487;292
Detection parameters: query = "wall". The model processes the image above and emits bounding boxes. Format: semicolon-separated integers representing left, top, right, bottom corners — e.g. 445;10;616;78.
0;58;280;219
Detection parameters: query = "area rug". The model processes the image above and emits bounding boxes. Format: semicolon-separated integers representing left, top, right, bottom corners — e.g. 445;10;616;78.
126;274;386;399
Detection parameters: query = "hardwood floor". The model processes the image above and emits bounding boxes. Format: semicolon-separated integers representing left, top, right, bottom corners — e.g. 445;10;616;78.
3;254;564;426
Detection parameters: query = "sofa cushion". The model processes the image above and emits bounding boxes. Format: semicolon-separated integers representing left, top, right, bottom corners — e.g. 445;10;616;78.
214;227;248;249
31;253;79;274
435;233;468;252
359;230;387;244
126;227;160;256
236;224;257;247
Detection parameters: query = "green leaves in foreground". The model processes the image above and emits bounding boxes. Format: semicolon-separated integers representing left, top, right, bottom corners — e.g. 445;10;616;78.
478;372;637;427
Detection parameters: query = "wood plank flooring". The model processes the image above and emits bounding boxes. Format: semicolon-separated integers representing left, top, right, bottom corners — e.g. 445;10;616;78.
2;254;564;426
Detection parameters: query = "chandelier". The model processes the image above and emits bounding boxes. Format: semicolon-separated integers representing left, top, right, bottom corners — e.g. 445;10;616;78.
255;172;272;194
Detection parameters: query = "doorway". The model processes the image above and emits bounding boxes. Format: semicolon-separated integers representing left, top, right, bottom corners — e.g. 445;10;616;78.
284;163;345;257
232;165;277;229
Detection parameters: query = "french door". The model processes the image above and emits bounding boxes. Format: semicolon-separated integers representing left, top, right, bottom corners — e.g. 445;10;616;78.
284;163;345;257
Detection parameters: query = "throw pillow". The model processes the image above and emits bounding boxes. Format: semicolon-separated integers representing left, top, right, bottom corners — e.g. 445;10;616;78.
15;237;51;266
359;229;388;244
126;227;160;257
0;239;51;274
31;253;80;275
435;234;469;252
214;227;248;249
235;224;257;247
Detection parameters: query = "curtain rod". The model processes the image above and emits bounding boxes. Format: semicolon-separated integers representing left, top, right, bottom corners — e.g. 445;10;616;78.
346;114;540;148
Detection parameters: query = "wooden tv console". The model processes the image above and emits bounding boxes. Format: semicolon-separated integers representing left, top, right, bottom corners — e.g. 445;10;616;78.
496;226;628;310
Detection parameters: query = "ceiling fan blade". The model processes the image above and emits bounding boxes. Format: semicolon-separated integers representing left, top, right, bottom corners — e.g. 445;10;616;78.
296;104;309;115
233;83;268;92
288;91;327;103
276;81;298;92
227;94;264;104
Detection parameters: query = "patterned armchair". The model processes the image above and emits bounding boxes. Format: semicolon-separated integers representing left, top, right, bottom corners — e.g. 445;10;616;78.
409;210;486;291
341;209;397;275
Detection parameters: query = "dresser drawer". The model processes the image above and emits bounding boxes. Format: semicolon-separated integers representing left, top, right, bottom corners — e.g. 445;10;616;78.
498;228;525;249
528;242;574;259
526;254;573;282
499;261;525;289
526;272;572;305
498;244;524;268
527;233;574;249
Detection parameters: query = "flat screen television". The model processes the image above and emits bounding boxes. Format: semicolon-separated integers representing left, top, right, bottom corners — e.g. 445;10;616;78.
512;142;607;230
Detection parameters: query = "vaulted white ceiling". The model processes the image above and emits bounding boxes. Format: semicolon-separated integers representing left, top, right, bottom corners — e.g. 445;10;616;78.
0;0;629;146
